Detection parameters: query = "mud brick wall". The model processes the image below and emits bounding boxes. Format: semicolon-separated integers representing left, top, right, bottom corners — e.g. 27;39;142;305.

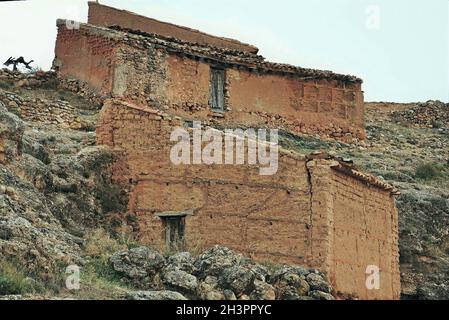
87;1;258;54
110;45;365;141
164;56;364;140
54;22;117;96
97;99;321;266
330;171;400;300
112;45;169;105
54;24;365;141
97;99;398;299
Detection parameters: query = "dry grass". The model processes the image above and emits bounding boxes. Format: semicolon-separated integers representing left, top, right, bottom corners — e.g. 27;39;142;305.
57;229;133;300
0;261;45;295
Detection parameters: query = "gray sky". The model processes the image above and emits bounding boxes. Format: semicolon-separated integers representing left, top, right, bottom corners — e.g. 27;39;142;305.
0;0;448;102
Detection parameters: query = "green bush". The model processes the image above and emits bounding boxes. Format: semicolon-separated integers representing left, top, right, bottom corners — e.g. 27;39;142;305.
415;163;444;181
0;261;44;295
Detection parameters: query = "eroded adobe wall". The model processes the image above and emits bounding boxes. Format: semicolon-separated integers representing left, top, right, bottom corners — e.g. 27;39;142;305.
87;2;259;54
97;99;330;266
225;69;365;140
112;44;169;104
54;24;365;141
329;170;400;300
97;99;398;299
112;47;365;141
54;22;117;96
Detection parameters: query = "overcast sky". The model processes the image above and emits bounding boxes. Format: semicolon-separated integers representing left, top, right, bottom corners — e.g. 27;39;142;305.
0;0;448;102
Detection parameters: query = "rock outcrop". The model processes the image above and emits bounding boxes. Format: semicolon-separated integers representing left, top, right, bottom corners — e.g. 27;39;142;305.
0;84;126;284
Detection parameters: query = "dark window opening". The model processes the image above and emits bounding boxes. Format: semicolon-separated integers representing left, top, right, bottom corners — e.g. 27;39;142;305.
210;67;225;112
163;216;186;252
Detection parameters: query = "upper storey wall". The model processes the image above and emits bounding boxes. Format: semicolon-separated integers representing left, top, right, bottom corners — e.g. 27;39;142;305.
87;2;259;54
113;47;366;140
54;22;366;140
54;23;117;96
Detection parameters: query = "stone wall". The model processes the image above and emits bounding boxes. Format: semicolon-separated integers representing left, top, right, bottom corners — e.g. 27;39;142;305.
0;68;56;88
87;1;259;54
0;90;83;129
96;99;399;299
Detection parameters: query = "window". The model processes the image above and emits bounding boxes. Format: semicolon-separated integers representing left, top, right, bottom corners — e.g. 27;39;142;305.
163;216;186;251
210;67;225;111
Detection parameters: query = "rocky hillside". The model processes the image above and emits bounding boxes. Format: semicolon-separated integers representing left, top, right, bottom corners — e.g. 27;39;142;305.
1;68;448;300
0;69;129;297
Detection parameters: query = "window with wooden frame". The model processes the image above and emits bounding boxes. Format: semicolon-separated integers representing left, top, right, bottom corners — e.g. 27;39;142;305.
210;67;225;112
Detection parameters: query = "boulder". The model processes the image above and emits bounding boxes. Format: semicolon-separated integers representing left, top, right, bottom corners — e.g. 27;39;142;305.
269;266;312;299
194;246;243;278
162;269;198;296
309;290;335;300
197;276;226;300
110;246;166;287
166;252;196;273
250;280;276;300
219;264;257;295
306;272;332;293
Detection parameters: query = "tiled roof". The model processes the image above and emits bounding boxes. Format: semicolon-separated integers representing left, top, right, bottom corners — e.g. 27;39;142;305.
306;152;400;195
57;20;362;84
110;25;363;83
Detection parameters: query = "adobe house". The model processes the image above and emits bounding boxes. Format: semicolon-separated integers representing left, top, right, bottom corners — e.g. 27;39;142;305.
54;2;366;142
53;2;400;299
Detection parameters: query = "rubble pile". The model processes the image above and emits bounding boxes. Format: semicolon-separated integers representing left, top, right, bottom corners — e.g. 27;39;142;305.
391;100;449;128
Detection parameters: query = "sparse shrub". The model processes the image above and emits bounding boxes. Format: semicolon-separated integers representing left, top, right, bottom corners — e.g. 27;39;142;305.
415;163;444;181
83;229;127;283
0;261;45;295
84;229;127;260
